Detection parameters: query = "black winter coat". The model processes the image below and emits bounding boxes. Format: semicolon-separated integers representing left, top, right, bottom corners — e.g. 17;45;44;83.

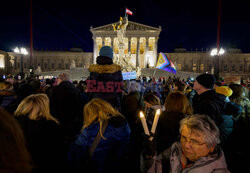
50;81;84;144
192;90;225;126
16;116;66;173
156;111;186;154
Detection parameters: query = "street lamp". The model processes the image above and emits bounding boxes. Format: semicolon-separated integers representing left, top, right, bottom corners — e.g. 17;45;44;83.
13;47;28;79
210;48;225;80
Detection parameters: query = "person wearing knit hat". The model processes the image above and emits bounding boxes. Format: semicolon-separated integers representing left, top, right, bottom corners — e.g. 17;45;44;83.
88;45;123;112
192;73;229;126
99;46;113;59
195;73;216;90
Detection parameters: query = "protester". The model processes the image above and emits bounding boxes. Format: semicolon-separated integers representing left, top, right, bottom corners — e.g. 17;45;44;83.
50;73;84;144
68;98;130;173
229;83;250;118
0;81;16;109
0;108;32;173
14;94;66;173
141;114;229;173
226;83;250;172
156;91;193;154
88;46;123;111
144;93;164;130
192;73;224;125
215;86;242;144
173;80;187;93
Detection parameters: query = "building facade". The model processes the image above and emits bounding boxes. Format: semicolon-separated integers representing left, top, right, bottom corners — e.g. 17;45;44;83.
167;48;250;79
90;20;162;68
6;49;92;75
0;21;249;80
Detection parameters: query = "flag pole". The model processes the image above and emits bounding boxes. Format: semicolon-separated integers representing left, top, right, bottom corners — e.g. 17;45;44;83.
152;68;157;78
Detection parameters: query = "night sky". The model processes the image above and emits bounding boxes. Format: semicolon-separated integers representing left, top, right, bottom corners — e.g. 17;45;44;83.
1;0;250;53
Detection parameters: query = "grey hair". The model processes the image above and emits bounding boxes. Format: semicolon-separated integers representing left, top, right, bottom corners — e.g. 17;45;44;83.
58;73;69;81
179;114;220;148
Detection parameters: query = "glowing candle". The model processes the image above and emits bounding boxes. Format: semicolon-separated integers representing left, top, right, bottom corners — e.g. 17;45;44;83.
151;109;161;134
140;111;150;135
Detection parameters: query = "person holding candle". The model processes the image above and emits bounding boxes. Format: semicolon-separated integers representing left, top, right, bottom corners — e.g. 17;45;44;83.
144;93;164;130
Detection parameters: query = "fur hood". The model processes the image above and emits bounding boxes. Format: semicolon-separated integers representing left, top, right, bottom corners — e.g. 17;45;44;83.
89;64;121;74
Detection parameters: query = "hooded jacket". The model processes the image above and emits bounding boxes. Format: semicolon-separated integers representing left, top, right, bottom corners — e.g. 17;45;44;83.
89;56;123;111
141;142;229;173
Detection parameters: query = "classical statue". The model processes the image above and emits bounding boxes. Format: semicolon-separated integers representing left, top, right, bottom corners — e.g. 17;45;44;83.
112;15;140;77
112;16;128;44
35;66;41;74
70;60;76;69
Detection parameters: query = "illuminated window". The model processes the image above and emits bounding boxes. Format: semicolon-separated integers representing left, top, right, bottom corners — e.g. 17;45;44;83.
0;55;5;68
178;64;181;70
113;38;119;54
105;37;111;46
200;64;204;72
131;37;137;54
140;38;145;54
148;37;155;51
193;64;196;72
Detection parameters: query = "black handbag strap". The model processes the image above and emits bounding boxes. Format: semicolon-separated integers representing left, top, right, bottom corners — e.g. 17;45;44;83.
89;120;109;158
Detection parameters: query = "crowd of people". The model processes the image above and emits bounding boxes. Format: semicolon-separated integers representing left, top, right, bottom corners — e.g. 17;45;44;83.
0;46;249;173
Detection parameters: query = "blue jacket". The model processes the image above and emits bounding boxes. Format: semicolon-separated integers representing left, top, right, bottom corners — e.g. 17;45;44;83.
68;116;130;173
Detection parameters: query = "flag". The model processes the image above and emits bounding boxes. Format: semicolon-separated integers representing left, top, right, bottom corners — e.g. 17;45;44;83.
156;52;176;74
126;8;133;15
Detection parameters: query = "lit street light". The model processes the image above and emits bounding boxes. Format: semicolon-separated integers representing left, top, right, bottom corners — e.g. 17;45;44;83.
210;48;225;80
13;47;28;79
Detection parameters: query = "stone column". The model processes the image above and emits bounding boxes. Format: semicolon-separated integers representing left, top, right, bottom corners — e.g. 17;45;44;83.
136;37;140;67
111;36;114;49
145;37;149;53
154;37;159;66
128;37;131;53
102;37;105;46
93;37;97;64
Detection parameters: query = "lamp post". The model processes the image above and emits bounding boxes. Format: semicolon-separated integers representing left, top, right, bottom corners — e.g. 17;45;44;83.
210;48;225;80
14;47;28;79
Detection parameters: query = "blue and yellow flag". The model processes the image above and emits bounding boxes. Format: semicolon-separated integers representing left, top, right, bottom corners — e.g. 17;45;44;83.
156;52;176;74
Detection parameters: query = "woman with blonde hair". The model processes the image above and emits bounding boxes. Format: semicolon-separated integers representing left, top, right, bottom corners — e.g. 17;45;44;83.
156;91;193;154
14;94;66;173
69;98;130;173
15;93;58;123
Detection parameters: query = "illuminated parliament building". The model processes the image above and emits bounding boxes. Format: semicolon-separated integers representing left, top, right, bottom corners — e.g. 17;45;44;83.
0;20;249;80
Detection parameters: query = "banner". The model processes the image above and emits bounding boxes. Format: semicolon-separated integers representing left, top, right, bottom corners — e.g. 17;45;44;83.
122;71;137;80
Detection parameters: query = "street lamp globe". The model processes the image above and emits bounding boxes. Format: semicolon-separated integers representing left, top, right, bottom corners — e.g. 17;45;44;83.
210;48;225;56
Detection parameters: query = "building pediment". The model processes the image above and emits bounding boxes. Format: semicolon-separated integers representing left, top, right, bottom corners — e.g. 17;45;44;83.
90;21;161;33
